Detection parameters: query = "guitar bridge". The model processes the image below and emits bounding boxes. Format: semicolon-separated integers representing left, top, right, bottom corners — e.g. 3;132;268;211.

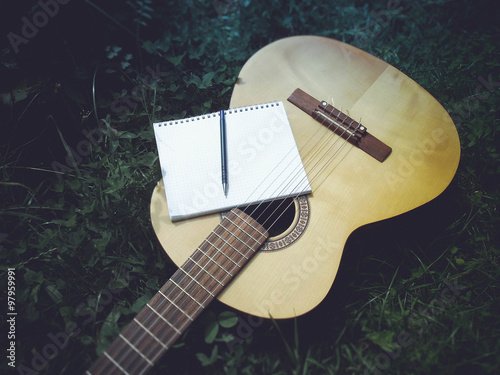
288;88;392;162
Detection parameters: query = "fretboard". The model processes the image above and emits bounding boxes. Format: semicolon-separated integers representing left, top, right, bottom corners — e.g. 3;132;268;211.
87;209;268;375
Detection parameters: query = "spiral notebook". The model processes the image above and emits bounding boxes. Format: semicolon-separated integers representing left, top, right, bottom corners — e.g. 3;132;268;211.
153;101;311;221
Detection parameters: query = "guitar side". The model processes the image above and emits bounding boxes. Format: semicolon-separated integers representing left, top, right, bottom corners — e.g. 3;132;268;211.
151;36;460;319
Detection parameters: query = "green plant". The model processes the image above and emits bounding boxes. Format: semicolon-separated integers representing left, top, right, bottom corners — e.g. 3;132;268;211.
1;0;499;374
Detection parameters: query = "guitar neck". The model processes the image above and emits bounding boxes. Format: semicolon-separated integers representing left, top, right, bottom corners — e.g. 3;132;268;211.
87;209;268;375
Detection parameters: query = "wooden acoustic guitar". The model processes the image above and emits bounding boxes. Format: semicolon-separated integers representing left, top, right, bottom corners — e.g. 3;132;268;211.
87;36;460;374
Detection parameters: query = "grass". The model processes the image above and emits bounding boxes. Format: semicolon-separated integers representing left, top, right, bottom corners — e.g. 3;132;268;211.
1;0;499;374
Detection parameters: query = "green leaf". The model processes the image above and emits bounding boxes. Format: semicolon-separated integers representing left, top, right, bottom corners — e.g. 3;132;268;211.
188;75;202;87
79;200;96;215
204;320;219;344
78;335;93;345
365;330;399;352
110;277;129;290
55;126;82;178
49;214;77;227
31;284;41;303
96;308;122;355
218;311;238;328
200;71;215;89
219;333;235;343
116;130;139;139
68;230;83;247
145;277;158;290
455;258;465;265
53;180;64;193
45;284;63;304
92;231;111;252
196;345;218;366
66;179;81;191
166;53;185;67
24;269;44;284
129;295;150;313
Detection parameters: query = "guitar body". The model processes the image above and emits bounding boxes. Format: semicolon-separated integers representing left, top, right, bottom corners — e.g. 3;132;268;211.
150;36;460;319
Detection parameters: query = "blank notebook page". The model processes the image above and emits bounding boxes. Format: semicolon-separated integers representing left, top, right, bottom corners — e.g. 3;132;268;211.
153;102;311;221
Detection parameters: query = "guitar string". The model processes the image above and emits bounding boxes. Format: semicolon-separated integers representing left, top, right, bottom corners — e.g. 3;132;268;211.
102;103;361;371
215;100;347;228
160;105;357;359
241;105;347;218
154;104;357;350
230;102;344;213
260;112;361;229
240;103;359;230
106;239;255;369
258;115;353;226
151;102;352;317
262;119;358;233
99;102;325;369
108;215;261;369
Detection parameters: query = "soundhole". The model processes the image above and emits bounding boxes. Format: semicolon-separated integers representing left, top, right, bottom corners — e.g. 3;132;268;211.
242;197;296;238
220;195;310;252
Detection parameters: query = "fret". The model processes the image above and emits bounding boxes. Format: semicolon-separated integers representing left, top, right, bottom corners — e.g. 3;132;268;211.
217;219;254;253
119;334;155;367
87;209;269;375
146;303;182;335
214;232;248;260
196;246;233;277
104;352;130;375
133;318;170;350
126;303;181;356
233;210;268;239
187;256;225;287
170;279;205;308
178;267;215;297
158;290;195;321
145;294;189;332
198;232;253;279
218;217;264;255
170;267;213;303
95;321;160;375
87;354;130;375
204;236;241;266
203;221;264;272
150;271;211;325
225;212;267;244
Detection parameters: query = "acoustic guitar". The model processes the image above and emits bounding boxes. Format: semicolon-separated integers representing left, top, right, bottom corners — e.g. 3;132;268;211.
87;36;460;374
